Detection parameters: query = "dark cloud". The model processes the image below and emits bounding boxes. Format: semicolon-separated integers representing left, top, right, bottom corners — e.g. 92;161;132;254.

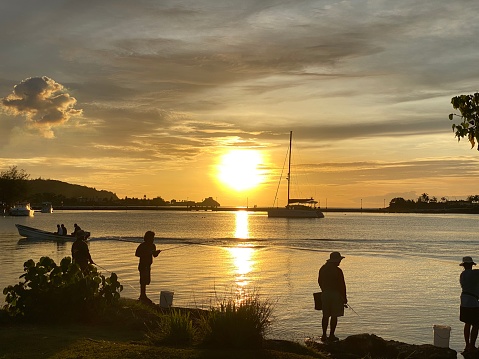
2;76;82;137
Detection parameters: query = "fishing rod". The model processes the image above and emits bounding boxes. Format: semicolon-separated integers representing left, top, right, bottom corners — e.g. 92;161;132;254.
346;303;359;316
161;242;198;251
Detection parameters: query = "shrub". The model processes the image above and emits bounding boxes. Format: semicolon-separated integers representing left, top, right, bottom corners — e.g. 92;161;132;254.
148;309;196;346
199;291;274;348
2;256;123;321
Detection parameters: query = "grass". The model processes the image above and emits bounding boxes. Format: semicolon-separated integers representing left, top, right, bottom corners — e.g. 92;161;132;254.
0;298;326;359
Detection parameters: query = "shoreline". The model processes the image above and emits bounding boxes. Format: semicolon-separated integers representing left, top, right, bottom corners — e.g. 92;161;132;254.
33;205;479;214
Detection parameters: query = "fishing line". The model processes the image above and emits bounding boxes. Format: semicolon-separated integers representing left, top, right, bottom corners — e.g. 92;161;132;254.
94;263;138;291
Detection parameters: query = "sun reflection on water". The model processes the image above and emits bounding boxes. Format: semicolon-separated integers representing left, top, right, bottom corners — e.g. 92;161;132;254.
227;245;255;288
234;211;249;239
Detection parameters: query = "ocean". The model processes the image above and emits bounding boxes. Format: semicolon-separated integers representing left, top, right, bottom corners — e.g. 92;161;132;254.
1;210;477;354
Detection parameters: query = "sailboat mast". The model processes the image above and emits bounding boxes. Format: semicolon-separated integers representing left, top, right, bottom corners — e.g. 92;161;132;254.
287;131;292;205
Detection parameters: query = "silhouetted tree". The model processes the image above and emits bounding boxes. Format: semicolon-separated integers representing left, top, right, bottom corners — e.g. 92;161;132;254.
449;92;479;150
0;166;30;206
418;193;429;203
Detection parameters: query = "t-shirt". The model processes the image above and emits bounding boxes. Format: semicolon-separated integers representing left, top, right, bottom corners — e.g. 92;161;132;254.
71;239;92;268
460;268;479;307
318;262;347;300
135;242;157;270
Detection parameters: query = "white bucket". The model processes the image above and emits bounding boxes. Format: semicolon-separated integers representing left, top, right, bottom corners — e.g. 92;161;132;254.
433;325;451;348
159;291;174;308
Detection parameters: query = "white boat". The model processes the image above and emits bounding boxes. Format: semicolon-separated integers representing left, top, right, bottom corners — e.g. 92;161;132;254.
41;202;53;213
268;131;324;219
15;224;90;241
9;203;35;217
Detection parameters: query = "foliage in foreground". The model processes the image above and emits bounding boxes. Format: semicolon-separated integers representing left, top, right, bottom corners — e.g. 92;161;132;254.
148;309;197;346
2;256;123;321
198;291;274;348
449;92;479;150
146;291;274;349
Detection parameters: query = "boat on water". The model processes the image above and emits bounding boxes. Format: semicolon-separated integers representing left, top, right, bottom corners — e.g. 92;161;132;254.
9;203;35;217
15;224;90;241
268;131;324;219
41;202;53;213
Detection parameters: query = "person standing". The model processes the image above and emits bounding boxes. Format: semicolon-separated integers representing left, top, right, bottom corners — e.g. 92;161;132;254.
71;230;94;272
135;231;161;304
318;251;347;342
459;256;479;353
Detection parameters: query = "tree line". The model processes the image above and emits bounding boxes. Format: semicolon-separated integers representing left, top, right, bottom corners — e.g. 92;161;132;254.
0;166;168;208
389;193;479;211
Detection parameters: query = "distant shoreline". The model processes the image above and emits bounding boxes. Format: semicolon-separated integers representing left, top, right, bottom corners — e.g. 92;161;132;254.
35;205;479;214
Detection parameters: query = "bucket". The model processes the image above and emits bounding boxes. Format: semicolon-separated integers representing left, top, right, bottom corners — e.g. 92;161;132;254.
159;291;174;308
433;325;451;348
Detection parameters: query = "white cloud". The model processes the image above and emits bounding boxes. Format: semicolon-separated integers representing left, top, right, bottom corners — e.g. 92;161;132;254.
2;76;82;138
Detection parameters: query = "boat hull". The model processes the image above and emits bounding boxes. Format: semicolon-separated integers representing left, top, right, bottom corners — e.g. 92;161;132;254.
15;224;89;241
10;209;34;216
9;203;34;216
267;208;325;218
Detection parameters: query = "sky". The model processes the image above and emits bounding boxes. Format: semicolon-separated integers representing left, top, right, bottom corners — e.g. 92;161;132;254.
1;0;479;208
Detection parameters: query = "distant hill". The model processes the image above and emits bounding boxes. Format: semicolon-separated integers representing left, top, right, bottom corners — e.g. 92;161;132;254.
27;179;119;202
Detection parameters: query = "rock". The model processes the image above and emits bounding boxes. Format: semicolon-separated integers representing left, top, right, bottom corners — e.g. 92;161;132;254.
305;333;457;359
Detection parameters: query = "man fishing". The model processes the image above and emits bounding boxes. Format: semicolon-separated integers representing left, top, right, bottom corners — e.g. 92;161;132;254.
135;230;161;304
459;256;479;353
71;230;94;272
318;251;347;342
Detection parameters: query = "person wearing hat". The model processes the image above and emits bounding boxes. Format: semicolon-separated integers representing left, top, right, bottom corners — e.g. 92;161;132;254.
318;251;347;342
460;256;479;353
71;230;94;272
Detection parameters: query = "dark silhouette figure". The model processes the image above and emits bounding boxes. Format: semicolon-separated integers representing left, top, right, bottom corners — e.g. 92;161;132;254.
318;251;347;342
135;231;161;304
71;223;82;236
460;256;479;353
60;224;67;236
55;224;61;234
71;230;94;271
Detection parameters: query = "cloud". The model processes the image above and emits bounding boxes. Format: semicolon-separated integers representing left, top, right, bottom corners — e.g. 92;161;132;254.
1;76;82;138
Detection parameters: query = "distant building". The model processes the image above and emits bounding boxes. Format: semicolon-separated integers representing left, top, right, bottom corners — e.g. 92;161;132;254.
200;197;220;208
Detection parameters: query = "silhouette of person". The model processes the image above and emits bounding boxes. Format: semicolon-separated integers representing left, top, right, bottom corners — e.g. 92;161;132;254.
60;224;67;236
460;256;479;353
71;230;94;271
135;231;161;304
56;224;61;234
71;223;82;236
318;251;347;342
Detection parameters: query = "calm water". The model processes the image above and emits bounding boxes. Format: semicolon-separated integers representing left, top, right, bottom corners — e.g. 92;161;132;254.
1;210;478;354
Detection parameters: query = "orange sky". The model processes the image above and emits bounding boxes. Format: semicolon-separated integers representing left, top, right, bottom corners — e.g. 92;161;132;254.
1;1;479;208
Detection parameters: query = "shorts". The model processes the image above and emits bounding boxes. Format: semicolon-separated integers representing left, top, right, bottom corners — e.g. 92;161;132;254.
139;266;151;286
460;306;479;325
321;290;344;318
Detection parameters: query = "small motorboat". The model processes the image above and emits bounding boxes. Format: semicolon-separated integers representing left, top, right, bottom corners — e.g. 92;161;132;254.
41;202;53;213
9;203;35;217
16;224;90;241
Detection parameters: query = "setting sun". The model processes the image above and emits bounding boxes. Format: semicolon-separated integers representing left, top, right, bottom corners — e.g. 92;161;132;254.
217;149;266;191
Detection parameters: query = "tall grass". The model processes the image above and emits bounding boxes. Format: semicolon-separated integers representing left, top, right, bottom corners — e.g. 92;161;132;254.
148;309;196;346
198;290;274;348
